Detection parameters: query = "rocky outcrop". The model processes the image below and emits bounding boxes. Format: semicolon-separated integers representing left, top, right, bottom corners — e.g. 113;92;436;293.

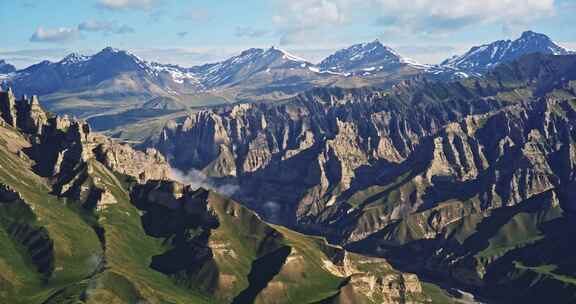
0;88;171;202
93;140;170;183
16;95;48;135
0;88;19;127
0;90;49;134
0;88;168;212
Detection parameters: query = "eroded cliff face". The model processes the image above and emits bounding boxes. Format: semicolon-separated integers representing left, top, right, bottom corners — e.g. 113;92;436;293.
155;83;505;227
344;96;573;244
152;54;576;300
0;88;170;194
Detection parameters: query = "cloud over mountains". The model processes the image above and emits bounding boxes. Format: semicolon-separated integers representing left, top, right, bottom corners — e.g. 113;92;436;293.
273;0;556;43
96;0;160;11
30;27;80;43
30;20;135;43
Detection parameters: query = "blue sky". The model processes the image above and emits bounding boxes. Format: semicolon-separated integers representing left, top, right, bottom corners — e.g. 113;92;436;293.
1;0;575;68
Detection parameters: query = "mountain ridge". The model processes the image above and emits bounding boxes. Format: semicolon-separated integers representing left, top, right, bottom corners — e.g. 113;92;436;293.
4;30;571;83
317;39;427;75
441;30;573;74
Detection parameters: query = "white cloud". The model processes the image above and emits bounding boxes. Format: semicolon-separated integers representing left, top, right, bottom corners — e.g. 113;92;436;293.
30;27;80;43
170;167;239;197
30;20;134;45
78;20;135;34
371;0;556;35
176;8;211;22
273;0;357;44
235;26;269;38
371;0;554;20
0;49;71;69
273;0;556;43
273;0;347;29
97;0;159;11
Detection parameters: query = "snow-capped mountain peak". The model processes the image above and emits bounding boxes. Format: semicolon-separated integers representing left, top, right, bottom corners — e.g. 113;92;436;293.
4;47;203;96
317;40;417;74
85;47;201;86
93;47;144;63
441;31;572;73
190;46;314;87
267;46;307;62
59;53;90;65
520;30;544;39
98;46;126;55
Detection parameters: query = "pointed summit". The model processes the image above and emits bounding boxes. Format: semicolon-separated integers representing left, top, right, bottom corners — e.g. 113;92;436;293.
318;40;409;74
266;47;307;62
442;31;571;73
192;47;313;88
99;46;122;54
6;47;201;98
93;47;138;60
520;30;548;40
0;86;18;127
59;53;89;65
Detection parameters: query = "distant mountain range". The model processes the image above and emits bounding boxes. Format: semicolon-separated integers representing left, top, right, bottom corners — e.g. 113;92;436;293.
0;30;572;141
2;31;570;100
0;41;422;122
4;42;426;97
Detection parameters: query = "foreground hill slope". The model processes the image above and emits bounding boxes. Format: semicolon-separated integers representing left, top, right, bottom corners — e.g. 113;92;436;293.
0;90;430;303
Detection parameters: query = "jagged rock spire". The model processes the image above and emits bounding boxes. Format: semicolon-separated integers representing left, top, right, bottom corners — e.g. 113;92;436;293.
0;87;17;127
0;89;48;134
